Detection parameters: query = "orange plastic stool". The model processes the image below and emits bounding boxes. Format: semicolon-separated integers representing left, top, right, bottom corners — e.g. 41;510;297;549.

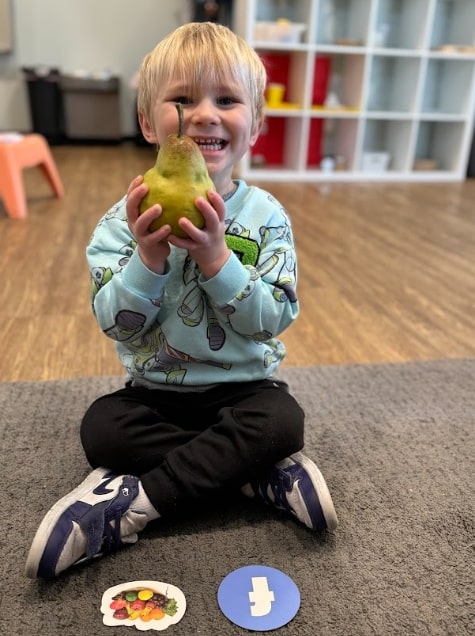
0;133;64;219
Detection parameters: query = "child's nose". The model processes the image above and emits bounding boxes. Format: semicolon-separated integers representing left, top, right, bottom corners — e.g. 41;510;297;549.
191;100;219;125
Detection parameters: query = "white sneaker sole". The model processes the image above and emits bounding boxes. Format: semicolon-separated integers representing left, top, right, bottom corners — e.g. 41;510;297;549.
289;452;339;531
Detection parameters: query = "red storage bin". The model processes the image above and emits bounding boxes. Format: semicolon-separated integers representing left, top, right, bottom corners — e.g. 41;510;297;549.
252;117;286;166
312;56;332;105
307;118;324;167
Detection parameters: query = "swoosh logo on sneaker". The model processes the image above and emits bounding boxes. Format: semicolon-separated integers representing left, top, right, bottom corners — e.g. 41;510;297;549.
93;473;118;495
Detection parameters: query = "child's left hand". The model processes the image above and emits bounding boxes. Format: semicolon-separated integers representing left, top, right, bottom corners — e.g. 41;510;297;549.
168;189;231;279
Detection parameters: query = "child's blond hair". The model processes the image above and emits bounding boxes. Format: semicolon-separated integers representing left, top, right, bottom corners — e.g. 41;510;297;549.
137;22;267;135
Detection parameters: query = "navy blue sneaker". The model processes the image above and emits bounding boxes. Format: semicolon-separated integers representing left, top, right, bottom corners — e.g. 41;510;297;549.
246;452;339;531
25;468;147;578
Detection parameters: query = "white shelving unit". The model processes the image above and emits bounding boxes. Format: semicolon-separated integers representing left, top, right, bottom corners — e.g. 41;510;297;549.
233;0;475;182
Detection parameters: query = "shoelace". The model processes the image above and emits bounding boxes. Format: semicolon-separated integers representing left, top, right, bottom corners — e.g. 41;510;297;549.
270;465;300;511
251;464;298;511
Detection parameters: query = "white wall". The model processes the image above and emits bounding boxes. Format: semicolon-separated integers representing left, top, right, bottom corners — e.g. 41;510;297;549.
0;0;191;135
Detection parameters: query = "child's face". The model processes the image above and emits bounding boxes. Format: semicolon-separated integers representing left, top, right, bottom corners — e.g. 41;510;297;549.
140;75;262;194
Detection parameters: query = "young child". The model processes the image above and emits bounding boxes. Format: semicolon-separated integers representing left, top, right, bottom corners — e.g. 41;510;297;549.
25;21;338;579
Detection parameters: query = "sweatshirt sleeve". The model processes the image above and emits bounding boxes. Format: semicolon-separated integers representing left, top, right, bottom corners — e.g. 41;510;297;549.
198;190;299;340
86;197;169;340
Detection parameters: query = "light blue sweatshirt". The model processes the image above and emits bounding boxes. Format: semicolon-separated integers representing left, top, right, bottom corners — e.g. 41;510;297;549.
86;179;299;387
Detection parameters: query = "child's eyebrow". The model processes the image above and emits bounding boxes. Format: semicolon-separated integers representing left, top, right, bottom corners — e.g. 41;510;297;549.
162;82;243;98
165;83;190;93
214;81;244;94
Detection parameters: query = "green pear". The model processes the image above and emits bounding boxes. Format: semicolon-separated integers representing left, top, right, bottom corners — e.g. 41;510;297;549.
139;103;214;237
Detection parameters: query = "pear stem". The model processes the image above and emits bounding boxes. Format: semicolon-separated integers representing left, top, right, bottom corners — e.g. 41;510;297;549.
175;103;184;138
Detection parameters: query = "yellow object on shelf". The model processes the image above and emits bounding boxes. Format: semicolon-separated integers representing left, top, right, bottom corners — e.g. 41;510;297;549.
266;82;285;104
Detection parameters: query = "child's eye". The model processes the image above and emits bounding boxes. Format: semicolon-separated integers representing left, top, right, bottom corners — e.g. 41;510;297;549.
217;96;236;106
173;96;193;105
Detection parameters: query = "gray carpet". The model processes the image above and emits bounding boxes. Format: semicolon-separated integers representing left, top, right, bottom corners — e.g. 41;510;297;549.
1;360;474;636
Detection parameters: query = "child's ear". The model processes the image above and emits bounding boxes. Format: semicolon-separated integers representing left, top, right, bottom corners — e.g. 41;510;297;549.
138;113;157;143
249;117;265;147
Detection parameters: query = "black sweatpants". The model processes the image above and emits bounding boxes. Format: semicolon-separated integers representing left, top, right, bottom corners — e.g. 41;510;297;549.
80;379;304;516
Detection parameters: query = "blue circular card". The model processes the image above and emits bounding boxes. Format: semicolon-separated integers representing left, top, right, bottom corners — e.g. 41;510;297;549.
217;565;300;631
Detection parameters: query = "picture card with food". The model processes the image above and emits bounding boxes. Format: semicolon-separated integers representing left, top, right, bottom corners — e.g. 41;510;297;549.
101;580;186;631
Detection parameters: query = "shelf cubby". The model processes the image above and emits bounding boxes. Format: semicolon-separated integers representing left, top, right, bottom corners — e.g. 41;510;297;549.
421;58;475;115
415;121;466;172
314;52;366;109
361;118;415;171
307;116;360;170
366;54;422;113
373;0;430;49
430;0;475;50
314;0;372;46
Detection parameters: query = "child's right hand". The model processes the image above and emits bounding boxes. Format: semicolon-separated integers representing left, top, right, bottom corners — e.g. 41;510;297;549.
126;175;171;274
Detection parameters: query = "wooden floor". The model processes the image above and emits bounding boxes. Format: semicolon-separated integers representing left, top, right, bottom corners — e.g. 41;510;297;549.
1;143;474;382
